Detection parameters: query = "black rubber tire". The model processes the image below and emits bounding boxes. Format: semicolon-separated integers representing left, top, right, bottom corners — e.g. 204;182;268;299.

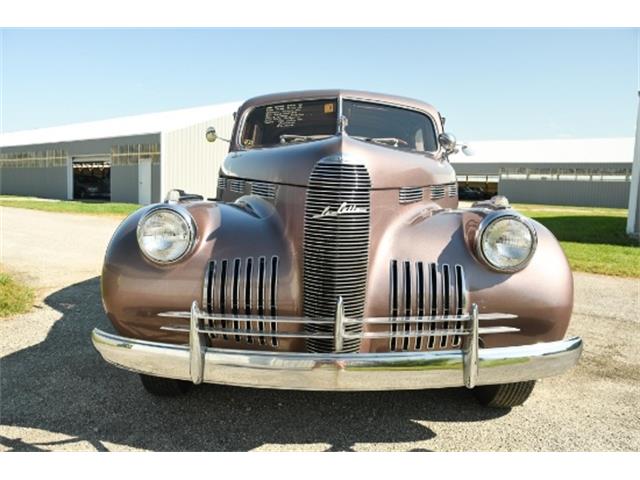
139;374;192;396
473;380;536;407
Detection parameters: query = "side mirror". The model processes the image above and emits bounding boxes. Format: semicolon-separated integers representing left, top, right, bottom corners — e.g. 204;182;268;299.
438;132;457;154
206;126;218;143
205;126;230;144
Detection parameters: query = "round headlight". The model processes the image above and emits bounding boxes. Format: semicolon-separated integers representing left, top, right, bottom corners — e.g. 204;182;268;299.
136;208;196;264
477;214;537;272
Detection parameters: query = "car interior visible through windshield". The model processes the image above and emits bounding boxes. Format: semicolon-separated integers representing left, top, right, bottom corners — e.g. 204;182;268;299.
343;100;438;152
241;99;338;148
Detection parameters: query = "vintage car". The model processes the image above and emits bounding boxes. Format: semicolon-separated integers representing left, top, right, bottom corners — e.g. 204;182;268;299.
92;90;582;407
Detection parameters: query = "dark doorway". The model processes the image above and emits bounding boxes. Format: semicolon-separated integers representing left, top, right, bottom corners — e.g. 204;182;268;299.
73;160;111;200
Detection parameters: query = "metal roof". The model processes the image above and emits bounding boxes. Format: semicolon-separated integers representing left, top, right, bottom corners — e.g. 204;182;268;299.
0;102;241;148
450;137;634;164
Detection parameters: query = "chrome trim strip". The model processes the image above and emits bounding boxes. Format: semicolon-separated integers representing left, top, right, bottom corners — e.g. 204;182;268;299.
92;328;583;391
189;301;205;385
334;296;345;352
158;311;517;324
463;303;480;389
161;324;517;339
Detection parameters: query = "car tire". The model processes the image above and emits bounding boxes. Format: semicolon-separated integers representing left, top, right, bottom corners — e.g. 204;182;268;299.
139;374;192;396
473;380;536;407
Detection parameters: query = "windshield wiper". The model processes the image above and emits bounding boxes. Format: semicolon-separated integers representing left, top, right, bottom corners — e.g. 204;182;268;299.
353;136;409;148
279;134;333;144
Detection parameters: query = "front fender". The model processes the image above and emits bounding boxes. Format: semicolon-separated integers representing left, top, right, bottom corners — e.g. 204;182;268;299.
101;198;296;344
365;205;573;350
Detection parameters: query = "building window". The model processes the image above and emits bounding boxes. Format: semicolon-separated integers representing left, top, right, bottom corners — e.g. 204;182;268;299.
0;149;67;168
110;143;160;166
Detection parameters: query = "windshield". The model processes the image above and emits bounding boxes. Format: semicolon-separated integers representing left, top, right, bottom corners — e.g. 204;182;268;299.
343;100;438;152
240;99;338;148
239;98;438;152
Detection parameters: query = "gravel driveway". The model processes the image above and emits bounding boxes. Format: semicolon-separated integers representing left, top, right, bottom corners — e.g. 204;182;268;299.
1;206;638;452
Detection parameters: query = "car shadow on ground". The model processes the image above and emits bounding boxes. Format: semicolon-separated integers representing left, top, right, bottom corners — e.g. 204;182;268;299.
1;277;510;452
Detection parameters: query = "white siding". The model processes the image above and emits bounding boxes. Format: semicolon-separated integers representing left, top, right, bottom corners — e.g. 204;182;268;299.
162;113;235;199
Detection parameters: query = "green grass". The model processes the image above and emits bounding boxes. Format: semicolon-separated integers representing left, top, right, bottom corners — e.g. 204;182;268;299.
512;203;639;278
1;196;638;277
0;195;140;217
0;270;35;317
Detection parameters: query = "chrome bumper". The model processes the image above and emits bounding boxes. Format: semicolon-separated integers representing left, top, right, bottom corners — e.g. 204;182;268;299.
91;304;582;391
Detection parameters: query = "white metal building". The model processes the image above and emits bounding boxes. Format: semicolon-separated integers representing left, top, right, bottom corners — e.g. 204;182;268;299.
450;137;634;208
1;104;635;211
0;102;239;204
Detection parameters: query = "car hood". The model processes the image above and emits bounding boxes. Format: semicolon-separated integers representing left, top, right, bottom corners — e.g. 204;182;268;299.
220;134;456;189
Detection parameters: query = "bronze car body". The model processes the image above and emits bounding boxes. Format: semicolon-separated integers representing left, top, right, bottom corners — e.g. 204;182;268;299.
93;90;582;406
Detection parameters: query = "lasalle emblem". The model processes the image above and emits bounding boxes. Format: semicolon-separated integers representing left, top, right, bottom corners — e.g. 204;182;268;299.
312;202;369;219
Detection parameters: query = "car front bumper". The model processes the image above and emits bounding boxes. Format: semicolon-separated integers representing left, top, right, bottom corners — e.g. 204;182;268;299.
91;325;582;391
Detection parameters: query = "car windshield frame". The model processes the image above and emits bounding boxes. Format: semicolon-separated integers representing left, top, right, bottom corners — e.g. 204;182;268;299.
235;96;440;153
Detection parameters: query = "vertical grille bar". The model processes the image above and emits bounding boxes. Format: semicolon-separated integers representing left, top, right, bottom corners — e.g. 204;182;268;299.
440;264;450;348
303;160;372;353
244;258;253;344
204;261;216;339
269;256;279;346
428;263;438;349
390;260;399;351
415;261;425;350
402;261;411;351
453;264;465;347
257;256;266;345
219;260;228;340
232;258;241;341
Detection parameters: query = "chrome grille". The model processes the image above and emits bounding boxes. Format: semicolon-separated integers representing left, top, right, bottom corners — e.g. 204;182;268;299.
217;177;226;191
399;187;424;204
228;179;246;194
251;182;277;200
203;256;279;346
447;183;458;197
303;159;372;353
389;261;467;351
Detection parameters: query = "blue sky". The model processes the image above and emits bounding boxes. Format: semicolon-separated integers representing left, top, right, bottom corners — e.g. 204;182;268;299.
1;28;638;140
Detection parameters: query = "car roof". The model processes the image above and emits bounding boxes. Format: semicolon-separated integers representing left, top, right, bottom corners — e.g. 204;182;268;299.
237;89;440;118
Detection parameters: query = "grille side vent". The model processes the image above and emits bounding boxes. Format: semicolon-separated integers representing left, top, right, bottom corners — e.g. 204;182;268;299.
303;160;372;353
430;182;457;200
217;177;226;191
399;187;424;204
430;185;446;200
203;256;279;346
389;261;467;351
251;182;277;200
228;179;246;194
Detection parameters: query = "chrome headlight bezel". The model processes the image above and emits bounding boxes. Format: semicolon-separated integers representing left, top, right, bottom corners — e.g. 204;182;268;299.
475;211;538;273
136;206;197;265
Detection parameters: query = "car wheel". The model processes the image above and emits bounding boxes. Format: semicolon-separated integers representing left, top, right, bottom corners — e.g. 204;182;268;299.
473;380;536;407
139;374;192;396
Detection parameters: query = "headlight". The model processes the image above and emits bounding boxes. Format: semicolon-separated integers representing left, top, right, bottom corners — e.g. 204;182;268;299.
476;214;537;272
136;207;196;264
